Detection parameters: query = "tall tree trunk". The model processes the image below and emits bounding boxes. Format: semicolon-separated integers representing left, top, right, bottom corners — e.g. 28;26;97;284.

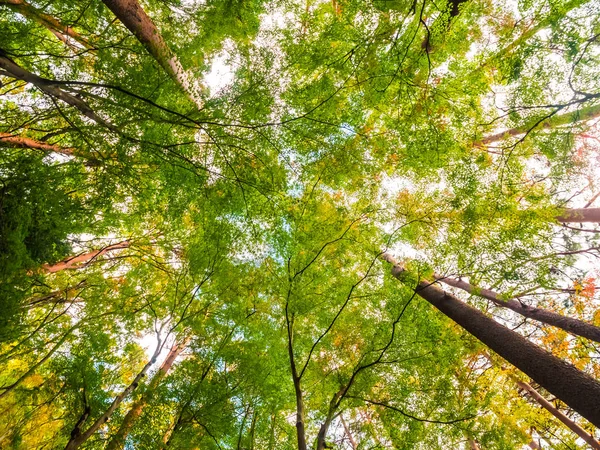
517;381;600;449
0;54;119;133
0;132;75;155
557;208;600;223
478;104;600;146
382;254;600;428
434;274;600;344
64;342;163;450
105;340;188;450
99;0;202;108
340;416;357;450
0;0;93;49
41;241;130;273
316;390;343;450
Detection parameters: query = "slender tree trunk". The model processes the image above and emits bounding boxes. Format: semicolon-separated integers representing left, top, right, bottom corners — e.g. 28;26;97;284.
517;381;600;449
557;208;600;223
64;342;163;450
0;132;74;155
99;0;202;108
105;339;188;450
0;0;93;49
340;416;357;450
41;241;130;273
434;274;600;344
25;280;87;308
478;104;600;146
382;254;600;428
316;390;343;450
0;54;119;133
468;439;480;450
292;377;308;450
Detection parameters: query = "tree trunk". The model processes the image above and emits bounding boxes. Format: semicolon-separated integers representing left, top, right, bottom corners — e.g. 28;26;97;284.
478;104;600;146
105;340;188;450
41;241;130;273
99;0;202;108
517;381;600;449
0;132;74;155
434;274;600;344
0;54;119;133
557;208;600;223
0;0;93;49
382;254;600;428
340;416;357;450
64;342;163;450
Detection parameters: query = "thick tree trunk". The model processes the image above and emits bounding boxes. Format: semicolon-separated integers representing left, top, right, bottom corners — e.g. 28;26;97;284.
517;381;600;449
0;54;119;133
382;254;600;428
478;104;600;146
99;0;202;108
41;241;130;273
105;340;188;450
557;208;600;223
64;343;162;450
434;274;600;344
0;0;93;49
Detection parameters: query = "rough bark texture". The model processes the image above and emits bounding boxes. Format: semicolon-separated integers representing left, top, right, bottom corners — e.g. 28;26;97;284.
99;0;202;107
105;340;188;450
41;241;130;273
557;208;600;223
517;381;600;449
64;344;162;450
382;254;600;428
0;0;93;49
434;274;600;344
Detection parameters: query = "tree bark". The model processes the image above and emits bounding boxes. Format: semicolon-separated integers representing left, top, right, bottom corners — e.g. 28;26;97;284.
517;381;600;449
434;274;600;344
105;339;188;450
99;0;202;108
557;208;600;223
41;241;130;273
0;132;75;155
0;54;119;133
0;0;93;49
478;104;600;146
382;254;600;428
64;342;163;450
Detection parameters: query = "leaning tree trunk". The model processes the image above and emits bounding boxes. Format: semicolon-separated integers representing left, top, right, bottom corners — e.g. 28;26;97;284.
382;254;600;428
557;208;600;223
0;54;119;133
478;104;600;146
105;339;188;450
41;241;130;273
99;0;202;108
0;132;75;155
0;0;93;49
64;342;163;450
434;274;600;344
516;380;600;449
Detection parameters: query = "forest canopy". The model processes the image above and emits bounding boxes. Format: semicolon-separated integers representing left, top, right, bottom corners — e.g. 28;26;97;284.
1;0;600;448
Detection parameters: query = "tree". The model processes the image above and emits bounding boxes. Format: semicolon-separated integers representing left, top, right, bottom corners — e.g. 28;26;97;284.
2;0;600;448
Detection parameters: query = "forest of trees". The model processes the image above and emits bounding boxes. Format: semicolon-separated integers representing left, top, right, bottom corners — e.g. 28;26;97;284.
1;0;600;448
